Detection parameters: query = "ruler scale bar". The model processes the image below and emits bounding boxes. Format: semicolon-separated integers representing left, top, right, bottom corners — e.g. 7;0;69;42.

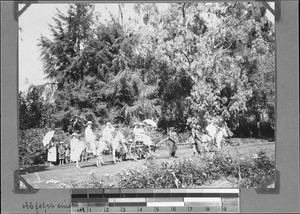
71;189;240;213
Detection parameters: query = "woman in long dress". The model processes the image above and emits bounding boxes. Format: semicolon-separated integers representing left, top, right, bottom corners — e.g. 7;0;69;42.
85;121;96;155
47;141;57;166
70;133;85;168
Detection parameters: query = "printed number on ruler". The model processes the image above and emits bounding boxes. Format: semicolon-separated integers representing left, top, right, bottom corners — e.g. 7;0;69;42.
75;206;92;213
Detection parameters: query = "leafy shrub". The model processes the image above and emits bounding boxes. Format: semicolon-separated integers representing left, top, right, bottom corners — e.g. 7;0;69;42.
114;150;275;188
115;156;220;188
69;174;105;188
19;128;48;167
63;150;275;189
210;150;275;188
239;151;275;188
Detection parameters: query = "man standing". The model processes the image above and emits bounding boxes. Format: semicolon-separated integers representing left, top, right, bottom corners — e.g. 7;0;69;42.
85;121;96;156
191;124;201;155
168;127;178;158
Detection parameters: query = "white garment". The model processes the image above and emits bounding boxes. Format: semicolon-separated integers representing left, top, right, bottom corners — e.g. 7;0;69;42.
70;137;85;162
206;123;218;139
102;125;115;142
47;146;57;162
215;127;228;149
85;126;96;155
133;127;153;145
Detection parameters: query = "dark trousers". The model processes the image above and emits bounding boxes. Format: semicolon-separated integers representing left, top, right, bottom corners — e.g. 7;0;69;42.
194;142;201;155
169;140;176;157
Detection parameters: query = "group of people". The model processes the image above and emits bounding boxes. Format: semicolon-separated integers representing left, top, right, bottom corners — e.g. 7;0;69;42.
46;121;124;166
46;119;228;166
46;141;70;166
160;122;230;158
46;121;96;166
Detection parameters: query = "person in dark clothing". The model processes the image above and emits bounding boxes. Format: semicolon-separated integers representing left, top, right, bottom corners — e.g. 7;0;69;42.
58;142;65;165
168;127;178;158
191;124;201;155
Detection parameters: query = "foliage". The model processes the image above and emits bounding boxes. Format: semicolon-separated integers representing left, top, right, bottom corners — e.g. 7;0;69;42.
239;150;276;188
19;128;48;166
186;2;275;132
113;149;275;188
20;3;275;139
69;174;105;188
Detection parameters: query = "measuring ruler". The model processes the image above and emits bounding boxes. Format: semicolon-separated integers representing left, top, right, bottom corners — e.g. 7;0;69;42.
71;188;239;213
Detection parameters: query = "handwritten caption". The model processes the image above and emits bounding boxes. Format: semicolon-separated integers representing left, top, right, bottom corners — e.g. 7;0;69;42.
22;201;71;213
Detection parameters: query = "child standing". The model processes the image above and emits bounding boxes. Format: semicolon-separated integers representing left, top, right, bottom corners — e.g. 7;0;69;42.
58;142;65;165
64;143;70;164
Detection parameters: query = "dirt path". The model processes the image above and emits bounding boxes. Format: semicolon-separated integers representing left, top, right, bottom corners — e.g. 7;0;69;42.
20;140;275;188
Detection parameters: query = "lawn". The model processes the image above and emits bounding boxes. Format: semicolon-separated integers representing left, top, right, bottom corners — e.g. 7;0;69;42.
19;138;275;189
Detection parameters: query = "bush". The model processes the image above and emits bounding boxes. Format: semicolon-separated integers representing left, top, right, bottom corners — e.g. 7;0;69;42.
63;150;275;189
70;174;105;188
114;150;275;188
115;156;220;188
239;151;275;188
210;150;275;188
19;128;48;167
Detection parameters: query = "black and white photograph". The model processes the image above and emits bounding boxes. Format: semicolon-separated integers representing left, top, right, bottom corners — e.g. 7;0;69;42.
18;2;275;189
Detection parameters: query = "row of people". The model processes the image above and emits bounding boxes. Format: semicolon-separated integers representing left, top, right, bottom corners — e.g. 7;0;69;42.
47;133;89;166
46;122;127;166
46;120;224;166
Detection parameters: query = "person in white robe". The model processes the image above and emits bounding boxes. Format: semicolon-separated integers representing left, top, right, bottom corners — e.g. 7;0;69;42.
205;123;218;140
85;121;96;155
47;141;57;166
102;122;115;149
70;133;85;168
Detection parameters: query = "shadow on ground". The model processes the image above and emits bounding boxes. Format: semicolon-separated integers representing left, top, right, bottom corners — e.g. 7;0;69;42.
19;165;50;175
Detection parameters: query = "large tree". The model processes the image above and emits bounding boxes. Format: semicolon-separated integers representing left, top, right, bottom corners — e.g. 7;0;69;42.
38;4;162;132
33;3;275;137
133;2;275;135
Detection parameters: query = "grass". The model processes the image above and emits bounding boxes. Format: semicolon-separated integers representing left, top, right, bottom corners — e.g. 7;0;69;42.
20;138;275;189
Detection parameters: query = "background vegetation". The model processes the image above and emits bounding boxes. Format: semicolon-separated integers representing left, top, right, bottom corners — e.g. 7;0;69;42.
19;3;275;166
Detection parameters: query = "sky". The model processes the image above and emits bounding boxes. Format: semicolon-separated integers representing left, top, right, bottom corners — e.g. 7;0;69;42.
18;2;274;93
